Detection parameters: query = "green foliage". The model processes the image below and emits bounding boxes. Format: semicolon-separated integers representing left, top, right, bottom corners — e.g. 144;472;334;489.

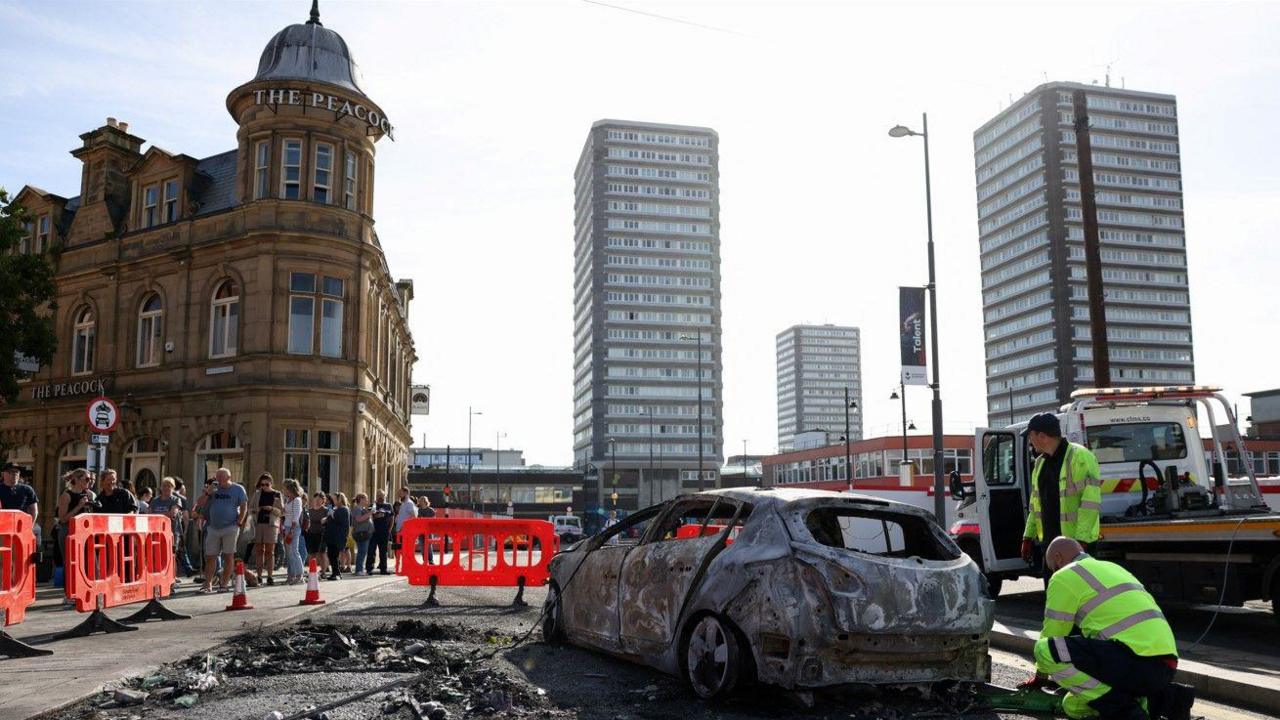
0;188;59;403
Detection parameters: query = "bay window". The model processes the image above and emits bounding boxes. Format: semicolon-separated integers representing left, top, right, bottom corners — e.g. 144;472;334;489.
314;143;333;204
282;139;302;199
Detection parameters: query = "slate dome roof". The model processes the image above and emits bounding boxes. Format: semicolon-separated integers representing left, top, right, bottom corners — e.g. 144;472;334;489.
253;1;365;96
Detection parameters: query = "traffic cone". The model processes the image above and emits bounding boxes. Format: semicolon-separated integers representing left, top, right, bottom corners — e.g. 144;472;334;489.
299;557;326;606
225;560;254;610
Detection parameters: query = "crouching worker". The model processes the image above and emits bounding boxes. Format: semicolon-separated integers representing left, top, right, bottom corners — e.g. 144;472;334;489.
1028;536;1194;720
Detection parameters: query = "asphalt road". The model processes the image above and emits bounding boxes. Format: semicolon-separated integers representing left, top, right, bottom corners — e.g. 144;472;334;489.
309;581;1268;720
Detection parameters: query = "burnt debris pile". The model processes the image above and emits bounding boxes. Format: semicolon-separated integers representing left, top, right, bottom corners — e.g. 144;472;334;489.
46;619;558;720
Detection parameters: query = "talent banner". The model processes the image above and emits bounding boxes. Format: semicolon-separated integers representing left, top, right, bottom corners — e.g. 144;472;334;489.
899;287;928;386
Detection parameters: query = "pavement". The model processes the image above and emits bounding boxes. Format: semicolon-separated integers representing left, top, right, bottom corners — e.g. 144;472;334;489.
990;577;1280;716
2;573;402;720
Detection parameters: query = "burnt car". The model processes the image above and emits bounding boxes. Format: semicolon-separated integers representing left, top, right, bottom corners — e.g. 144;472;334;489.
541;488;994;699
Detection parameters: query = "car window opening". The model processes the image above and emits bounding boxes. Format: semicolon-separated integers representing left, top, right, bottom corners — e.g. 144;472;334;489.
804;508;957;561
653;498;750;543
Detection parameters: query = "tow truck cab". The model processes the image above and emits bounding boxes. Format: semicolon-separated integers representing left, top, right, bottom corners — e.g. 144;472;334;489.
951;386;1279;613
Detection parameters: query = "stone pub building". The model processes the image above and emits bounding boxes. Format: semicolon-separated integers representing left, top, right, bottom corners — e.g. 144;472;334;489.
1;4;417;529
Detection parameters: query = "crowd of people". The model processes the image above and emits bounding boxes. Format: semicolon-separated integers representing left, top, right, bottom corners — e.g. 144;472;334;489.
0;462;437;598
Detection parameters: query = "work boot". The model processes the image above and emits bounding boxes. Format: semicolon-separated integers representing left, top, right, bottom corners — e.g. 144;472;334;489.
1158;683;1195;720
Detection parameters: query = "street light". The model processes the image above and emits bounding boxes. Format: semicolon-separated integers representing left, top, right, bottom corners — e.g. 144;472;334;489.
889;112;946;523
642;409;655;507
843;389;857;493
495;430;507;512
890;383;908;473
467;406;482;510
608;438;617;513
679;333;706;491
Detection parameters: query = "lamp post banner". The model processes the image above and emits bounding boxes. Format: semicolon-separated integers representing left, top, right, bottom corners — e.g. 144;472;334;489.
899;286;928;386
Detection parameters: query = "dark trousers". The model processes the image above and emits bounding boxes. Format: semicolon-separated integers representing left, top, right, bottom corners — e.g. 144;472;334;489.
366;531;389;572
325;542;343;577
1055;636;1176;720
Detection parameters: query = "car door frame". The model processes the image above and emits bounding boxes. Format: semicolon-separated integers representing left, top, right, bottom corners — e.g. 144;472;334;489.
560;504;663;650
975;428;1031;573
618;495;740;655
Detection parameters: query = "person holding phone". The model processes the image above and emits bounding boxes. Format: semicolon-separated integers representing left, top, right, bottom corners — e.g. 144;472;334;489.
250;472;284;585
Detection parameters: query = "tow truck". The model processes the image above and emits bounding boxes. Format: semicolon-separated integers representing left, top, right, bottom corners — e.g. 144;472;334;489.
950;385;1280;619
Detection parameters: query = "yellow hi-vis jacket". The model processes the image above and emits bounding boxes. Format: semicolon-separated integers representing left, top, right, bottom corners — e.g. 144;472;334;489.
1041;555;1177;659
1023;442;1102;543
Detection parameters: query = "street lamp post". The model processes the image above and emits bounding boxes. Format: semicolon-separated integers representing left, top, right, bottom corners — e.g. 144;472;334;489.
467;406;482;510
608;438;617;514
495;431;506;514
890;383;909;471
890;113;946;523
645;410;655;507
680;333;705;492
843;388;856;492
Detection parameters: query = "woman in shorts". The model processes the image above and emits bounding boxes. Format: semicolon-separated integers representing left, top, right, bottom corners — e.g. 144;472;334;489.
305;492;330;575
250;473;283;585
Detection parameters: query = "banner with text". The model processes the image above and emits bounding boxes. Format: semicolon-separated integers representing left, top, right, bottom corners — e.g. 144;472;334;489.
899;287;928;386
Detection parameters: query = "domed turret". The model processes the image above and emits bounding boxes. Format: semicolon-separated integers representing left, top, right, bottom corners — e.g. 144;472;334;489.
253;0;364;96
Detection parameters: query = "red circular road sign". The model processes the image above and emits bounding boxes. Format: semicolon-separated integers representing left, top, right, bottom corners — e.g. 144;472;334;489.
86;397;120;433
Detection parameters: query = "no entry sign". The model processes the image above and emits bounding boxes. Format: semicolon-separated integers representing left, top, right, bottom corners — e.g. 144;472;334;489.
86;397;120;434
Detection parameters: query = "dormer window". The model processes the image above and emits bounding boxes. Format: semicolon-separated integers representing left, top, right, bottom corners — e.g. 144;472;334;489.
163;179;179;222
314;143;333;204
254;141;270;199
282;139;302;199
143;185;158;228
20;220;32;254
36;215;50;252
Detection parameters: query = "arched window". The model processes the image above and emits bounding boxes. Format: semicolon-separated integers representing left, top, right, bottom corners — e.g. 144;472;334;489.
59;441;88;477
136;293;163;367
72;307;95;375
195;431;243;484
210;279;239;358
124;436;163;491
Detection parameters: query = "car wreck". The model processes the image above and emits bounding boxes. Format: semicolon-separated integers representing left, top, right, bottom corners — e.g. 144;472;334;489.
542;487;994;699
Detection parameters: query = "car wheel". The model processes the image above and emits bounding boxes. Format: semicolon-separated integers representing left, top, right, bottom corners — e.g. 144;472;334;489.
683;613;742;700
542;581;565;643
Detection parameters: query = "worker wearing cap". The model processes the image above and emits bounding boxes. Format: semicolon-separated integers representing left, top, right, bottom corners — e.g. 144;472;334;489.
1029;537;1193;720
1021;413;1102;568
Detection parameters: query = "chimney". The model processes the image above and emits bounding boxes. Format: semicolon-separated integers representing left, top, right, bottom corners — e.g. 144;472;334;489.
65;119;145;245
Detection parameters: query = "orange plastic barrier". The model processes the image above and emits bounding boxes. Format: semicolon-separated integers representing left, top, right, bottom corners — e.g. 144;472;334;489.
0;510;49;658
54;513;188;640
399;518;559;606
675;523;735;545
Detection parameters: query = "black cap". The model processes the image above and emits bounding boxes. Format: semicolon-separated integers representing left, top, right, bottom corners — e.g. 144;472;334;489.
1;462;19;473
1027;413;1061;436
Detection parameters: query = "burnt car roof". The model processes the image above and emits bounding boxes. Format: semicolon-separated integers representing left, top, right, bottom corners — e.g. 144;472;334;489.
675;487;936;519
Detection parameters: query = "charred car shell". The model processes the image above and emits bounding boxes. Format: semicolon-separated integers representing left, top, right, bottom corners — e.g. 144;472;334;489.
543;487;994;698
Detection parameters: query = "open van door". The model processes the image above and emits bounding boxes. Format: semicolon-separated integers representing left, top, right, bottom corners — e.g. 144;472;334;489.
975;428;1030;574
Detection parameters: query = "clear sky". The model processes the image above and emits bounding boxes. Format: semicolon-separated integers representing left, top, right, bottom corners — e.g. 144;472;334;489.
2;0;1278;465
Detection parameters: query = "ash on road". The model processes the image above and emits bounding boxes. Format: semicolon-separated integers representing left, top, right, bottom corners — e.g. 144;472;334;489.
40;581;1037;720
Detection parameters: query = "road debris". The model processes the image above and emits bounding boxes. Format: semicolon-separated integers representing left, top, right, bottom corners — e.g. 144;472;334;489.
43;618;563;720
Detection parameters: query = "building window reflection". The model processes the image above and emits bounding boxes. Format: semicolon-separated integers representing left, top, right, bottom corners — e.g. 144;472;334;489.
72;306;95;375
210;279;240;358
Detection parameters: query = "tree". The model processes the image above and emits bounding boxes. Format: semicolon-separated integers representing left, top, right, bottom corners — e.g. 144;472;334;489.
0;188;58;403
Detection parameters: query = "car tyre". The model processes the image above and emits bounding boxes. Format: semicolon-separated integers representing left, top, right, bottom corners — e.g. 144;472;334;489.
542;581;566;643
683;613;743;700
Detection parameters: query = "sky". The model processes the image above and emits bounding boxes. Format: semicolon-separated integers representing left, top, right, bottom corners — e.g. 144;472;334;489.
2;0;1278;466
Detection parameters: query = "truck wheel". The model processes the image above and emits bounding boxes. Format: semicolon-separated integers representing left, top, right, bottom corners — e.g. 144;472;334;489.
542;581;565;643
683;613;743;700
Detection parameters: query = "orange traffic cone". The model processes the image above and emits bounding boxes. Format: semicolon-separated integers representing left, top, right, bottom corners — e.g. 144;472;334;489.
225;560;254;610
299;557;326;606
